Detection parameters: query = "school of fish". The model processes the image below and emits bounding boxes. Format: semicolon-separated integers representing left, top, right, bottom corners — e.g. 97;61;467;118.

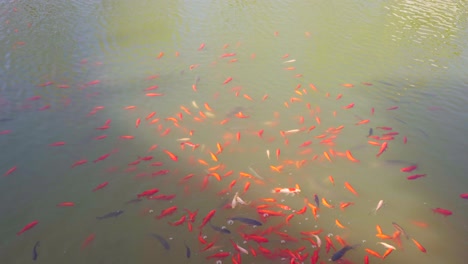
2;12;467;264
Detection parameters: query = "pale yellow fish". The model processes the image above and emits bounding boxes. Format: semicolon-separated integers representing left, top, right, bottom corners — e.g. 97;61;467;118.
284;129;300;134
377;242;396;250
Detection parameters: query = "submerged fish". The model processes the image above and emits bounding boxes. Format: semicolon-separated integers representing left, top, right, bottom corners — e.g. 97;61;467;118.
32;241;40;261
367;128;373;137
184;242;191;258
126;198;143;204
209;222;231;234
314;194;320;208
331;244;360;261
229;217;262;226
149;233;170;250
392;222;410;239
96;210;124;220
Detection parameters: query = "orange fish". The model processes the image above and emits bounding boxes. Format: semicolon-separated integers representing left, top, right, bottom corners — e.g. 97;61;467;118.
223;77;233;85
376;141;388;157
345;150;359;162
335;219;346;229
411;238;426;253
344;182;358;196
163;149;178;161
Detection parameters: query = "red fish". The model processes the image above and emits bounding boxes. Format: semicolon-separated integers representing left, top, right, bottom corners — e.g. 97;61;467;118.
407;174;426;180
57;202;75;207
376;142;388;157
93;153;111;163
4;166;17;176
137;188;159;198
206;252;230;259
432;207;452;217
49;141;65;146
168;215;186;226
401;165;417;172
17;220;39;235
199;209;216;229
92;181;108;192
460;193;468;199
71;159;87;168
81;233;95;250
156;206;178;219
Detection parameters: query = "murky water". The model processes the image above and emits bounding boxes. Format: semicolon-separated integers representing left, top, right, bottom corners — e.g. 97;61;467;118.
1;1;467;263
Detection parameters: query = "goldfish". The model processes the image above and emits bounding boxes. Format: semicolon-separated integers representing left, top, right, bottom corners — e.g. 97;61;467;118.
3;166;17;176
17;220;39;235
137;188;159;198
163;149;178;161
376;141;388;157
272;185;301;196
92;181;108;192
431;207;453;216
199;209;216;229
56;202;75;207
411;238;426;253
344;182;358;196
407;174;426;180
156;206;178;219
400;165;417;172
81;233;95;250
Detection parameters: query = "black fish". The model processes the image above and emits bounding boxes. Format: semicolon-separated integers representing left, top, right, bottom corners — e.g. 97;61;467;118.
184;243;191;258
125;198;142;204
96;210;124;220
149;233;170;250
331;244;359;261
209;222;231;234
367;128;373;137
229;217;262;226
314;194;320;208
32;241;40;261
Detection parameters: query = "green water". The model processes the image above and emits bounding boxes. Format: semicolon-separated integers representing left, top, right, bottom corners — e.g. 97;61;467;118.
1;1;467;263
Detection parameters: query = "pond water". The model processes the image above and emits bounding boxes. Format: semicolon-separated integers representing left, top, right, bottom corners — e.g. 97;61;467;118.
0;1;467;264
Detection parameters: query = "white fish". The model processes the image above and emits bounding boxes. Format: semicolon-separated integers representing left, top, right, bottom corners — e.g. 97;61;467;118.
191;100;199;109
231;192;238;209
235;195;249;205
176;138;191;141
372;200;384;214
283;59;296;63
313;235;322;247
377;242;396;250
266;149;270;160
236;244;249;255
284;129;300;134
